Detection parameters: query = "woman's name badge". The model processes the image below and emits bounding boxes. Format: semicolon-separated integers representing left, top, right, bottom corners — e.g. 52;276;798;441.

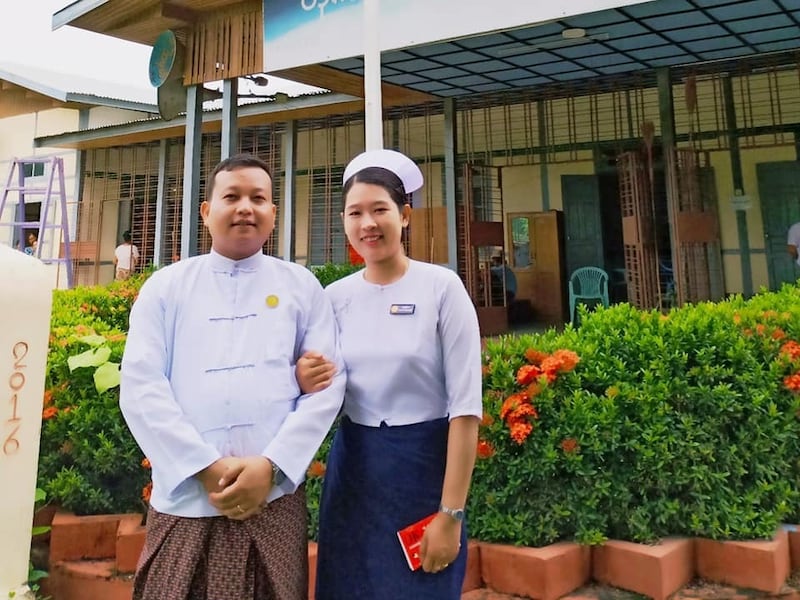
390;304;415;315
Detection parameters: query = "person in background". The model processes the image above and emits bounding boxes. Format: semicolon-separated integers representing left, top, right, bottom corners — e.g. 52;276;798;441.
787;221;800;270
120;154;345;600
490;251;517;304
114;230;140;280
24;231;38;255
297;149;482;599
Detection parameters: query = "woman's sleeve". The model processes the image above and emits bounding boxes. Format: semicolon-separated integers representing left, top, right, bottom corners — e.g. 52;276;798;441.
438;270;483;419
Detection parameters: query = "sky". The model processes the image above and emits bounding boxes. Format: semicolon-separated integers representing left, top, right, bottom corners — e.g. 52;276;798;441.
0;1;323;101
0;1;153;88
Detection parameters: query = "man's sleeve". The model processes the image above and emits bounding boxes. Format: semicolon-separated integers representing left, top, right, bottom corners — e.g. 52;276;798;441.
261;275;345;491
120;275;220;497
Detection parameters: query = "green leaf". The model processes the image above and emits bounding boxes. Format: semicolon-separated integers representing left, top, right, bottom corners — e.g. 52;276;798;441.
67;346;111;371
31;525;50;536
94;362;121;394
78;334;108;347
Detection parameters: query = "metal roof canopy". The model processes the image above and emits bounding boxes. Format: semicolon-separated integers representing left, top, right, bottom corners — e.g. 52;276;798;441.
55;0;800;100
0;64;158;119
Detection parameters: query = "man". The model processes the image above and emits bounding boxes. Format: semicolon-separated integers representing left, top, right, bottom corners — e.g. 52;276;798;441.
788;221;800;268
490;251;517;303
120;154;345;600
113;230;139;280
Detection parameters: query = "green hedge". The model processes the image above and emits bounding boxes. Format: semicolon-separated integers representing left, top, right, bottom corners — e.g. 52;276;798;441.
40;275;149;514
467;286;800;545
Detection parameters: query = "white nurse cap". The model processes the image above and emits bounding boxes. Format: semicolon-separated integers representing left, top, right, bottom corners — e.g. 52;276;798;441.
342;149;424;195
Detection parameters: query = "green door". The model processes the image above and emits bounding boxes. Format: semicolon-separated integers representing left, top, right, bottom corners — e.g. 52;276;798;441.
562;175;603;278
757;162;800;289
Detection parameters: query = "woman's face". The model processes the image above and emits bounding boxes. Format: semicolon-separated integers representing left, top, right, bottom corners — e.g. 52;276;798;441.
27;233;36;245
342;182;410;266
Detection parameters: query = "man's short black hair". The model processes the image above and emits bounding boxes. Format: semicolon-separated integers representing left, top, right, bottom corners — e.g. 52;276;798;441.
206;154;273;200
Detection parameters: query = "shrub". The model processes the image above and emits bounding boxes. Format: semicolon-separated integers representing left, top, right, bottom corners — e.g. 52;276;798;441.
469;286;800;546
309;262;364;288
38;279;149;515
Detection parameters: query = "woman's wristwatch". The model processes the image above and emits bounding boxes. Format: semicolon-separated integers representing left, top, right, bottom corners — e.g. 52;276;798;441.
439;504;465;522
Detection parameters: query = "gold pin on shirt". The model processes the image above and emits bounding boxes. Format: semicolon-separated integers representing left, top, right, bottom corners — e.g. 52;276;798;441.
266;294;279;308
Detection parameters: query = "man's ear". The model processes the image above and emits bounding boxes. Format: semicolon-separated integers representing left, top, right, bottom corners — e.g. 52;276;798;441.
200;201;210;224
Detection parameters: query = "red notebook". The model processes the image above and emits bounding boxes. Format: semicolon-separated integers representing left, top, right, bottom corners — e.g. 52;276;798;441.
396;513;437;571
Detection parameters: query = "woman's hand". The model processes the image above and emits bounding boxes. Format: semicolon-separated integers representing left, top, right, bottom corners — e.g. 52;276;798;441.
296;350;336;394
419;513;461;574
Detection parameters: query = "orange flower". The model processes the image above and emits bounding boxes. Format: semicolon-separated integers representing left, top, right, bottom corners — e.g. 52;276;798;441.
477;440;495;459
542;370;557;384
772;329;787;341
141;457;151;469
525;381;542;398
561;438;579;453
509;421;533;445
733;313;741;324
509;402;538;422
540;355;562;375
781;341;800;361
500;393;528;420
42;406;58;420
307;460;326;478
524;348;549;365
551;349;580;372
42;389;53;407
516;364;542;386
142;482;152;503
784;373;800;393
755;324;766;335
481;364;491;377
480;413;495;427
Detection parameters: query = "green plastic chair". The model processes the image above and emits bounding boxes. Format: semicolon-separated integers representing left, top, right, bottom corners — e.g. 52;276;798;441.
568;266;609;324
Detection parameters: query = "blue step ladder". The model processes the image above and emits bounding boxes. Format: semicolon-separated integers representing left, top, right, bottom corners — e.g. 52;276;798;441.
0;156;74;287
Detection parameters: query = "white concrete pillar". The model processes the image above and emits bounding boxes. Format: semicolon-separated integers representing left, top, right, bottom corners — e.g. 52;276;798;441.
0;245;53;599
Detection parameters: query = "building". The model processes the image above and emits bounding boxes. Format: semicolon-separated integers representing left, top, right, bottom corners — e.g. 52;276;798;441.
0;62;158;287
32;0;800;329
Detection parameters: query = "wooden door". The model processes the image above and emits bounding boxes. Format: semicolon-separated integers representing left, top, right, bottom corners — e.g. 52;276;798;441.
666;149;724;304
757;161;800;289
562;174;604;276
507;210;565;324
618;151;660;310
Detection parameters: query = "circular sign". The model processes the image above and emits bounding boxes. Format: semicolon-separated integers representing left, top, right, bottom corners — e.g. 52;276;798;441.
149;30;179;88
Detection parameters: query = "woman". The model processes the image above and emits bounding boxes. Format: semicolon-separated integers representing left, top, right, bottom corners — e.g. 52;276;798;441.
297;149;482;599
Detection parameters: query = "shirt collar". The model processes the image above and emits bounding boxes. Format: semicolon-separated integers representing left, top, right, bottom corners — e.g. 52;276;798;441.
207;248;263;274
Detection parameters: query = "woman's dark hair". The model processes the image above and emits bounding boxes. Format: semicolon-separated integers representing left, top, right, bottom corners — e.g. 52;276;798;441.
206;153;273;199
342;167;408;209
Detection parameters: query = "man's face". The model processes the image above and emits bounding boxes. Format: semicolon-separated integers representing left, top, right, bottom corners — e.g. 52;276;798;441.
201;166;276;260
